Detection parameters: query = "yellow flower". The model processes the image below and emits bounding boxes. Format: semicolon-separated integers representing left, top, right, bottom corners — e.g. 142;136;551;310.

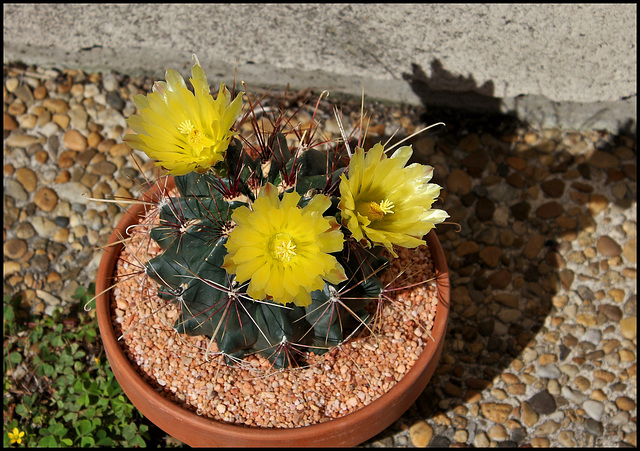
338;143;448;255
124;60;243;175
8;427;25;445
222;183;346;307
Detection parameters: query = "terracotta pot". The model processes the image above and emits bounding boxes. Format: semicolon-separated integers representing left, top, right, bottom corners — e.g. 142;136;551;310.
96;177;450;447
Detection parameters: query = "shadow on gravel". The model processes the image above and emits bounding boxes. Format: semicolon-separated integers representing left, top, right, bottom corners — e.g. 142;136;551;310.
362;60;637;446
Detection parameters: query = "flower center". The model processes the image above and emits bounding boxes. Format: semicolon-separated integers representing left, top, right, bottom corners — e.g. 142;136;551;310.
178;119;207;152
269;232;297;262
362;199;395;222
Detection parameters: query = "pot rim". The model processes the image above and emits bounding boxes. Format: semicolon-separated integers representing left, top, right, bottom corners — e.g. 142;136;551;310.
96;177;450;445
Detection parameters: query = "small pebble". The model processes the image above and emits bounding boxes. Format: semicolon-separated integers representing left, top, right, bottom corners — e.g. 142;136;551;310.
583;400;604;421
615;396;636;412
487;424;508;441
619;317;636;339
63;129;88;152
4;238;28;260
409;420;433;447
34;187;59;212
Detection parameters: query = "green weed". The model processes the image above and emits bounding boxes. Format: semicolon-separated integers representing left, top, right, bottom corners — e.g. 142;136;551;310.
3;286;178;447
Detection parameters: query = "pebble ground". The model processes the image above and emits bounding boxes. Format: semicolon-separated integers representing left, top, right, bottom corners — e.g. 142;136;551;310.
3;62;636;447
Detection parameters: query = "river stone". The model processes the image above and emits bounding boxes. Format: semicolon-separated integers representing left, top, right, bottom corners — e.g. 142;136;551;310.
588;194;609;216
409;420;433;447
63;130;88;152
520;401;538;427
581;329;602;345
55;182;91;204
597;236;622;257
523;233;545;259
599;305;622;322
487;424;508;441
6;133;46;148
52;113;70;130
615;396;636;411
589;150;620;169
15;167;38;192
76;149;98;167
106;91;125;111
528;390;556;415
17;113;37;129
15;222;36;240
33;85;48;100
34;187;59;212
619;317;636;339
510;201;531;220
476;197;495;221
623;238;636;263
30;216;57;239
4;111;19;131
89;160;117;175
538;364;562;379
584;419;604;436
109;142;131;157
13;84;34;105
480;403;512;423
536;201;564;219
456;241;479;256
4;238;28;260
43;98;69;114
461;150;488;177
541;178;565;198
479;246;502;268
447;169;472;195
561;386;587;404
5;178;28;202
488;269;511;289
583;400;604;421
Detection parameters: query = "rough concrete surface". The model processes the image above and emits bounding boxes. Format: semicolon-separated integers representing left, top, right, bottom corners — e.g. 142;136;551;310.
3;3;637;132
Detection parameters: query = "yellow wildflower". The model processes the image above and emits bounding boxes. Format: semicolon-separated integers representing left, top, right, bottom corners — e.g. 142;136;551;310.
222;184;346;307
124;60;243;175
338;143;448;255
8;427;25;445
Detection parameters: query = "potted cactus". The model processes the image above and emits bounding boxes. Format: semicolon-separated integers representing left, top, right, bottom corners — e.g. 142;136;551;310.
95;56;450;447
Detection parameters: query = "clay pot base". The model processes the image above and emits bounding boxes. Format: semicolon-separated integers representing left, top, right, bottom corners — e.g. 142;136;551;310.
109;201;439;429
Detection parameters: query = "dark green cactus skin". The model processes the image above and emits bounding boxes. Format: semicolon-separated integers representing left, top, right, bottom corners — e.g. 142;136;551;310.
144;135;389;368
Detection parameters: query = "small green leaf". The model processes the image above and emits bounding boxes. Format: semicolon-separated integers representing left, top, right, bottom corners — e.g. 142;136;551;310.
38;435;58;447
78;393;90;407
9;352;22;364
50;421;67;437
15;403;29;418
42;363;55;376
121;423;137;441
4;303;15;322
62;411;78;423
80;436;95;447
76;419;93;435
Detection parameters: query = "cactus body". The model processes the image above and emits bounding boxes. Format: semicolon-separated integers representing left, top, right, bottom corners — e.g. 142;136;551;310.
145;134;387;368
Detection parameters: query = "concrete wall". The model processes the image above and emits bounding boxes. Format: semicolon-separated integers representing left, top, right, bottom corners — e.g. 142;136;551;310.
3;3;636;132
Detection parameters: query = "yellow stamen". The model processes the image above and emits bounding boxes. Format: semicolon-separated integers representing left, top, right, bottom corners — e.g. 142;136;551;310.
378;199;395;214
178;119;206;149
362;199;394;221
177;119;195;135
269;233;297;262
